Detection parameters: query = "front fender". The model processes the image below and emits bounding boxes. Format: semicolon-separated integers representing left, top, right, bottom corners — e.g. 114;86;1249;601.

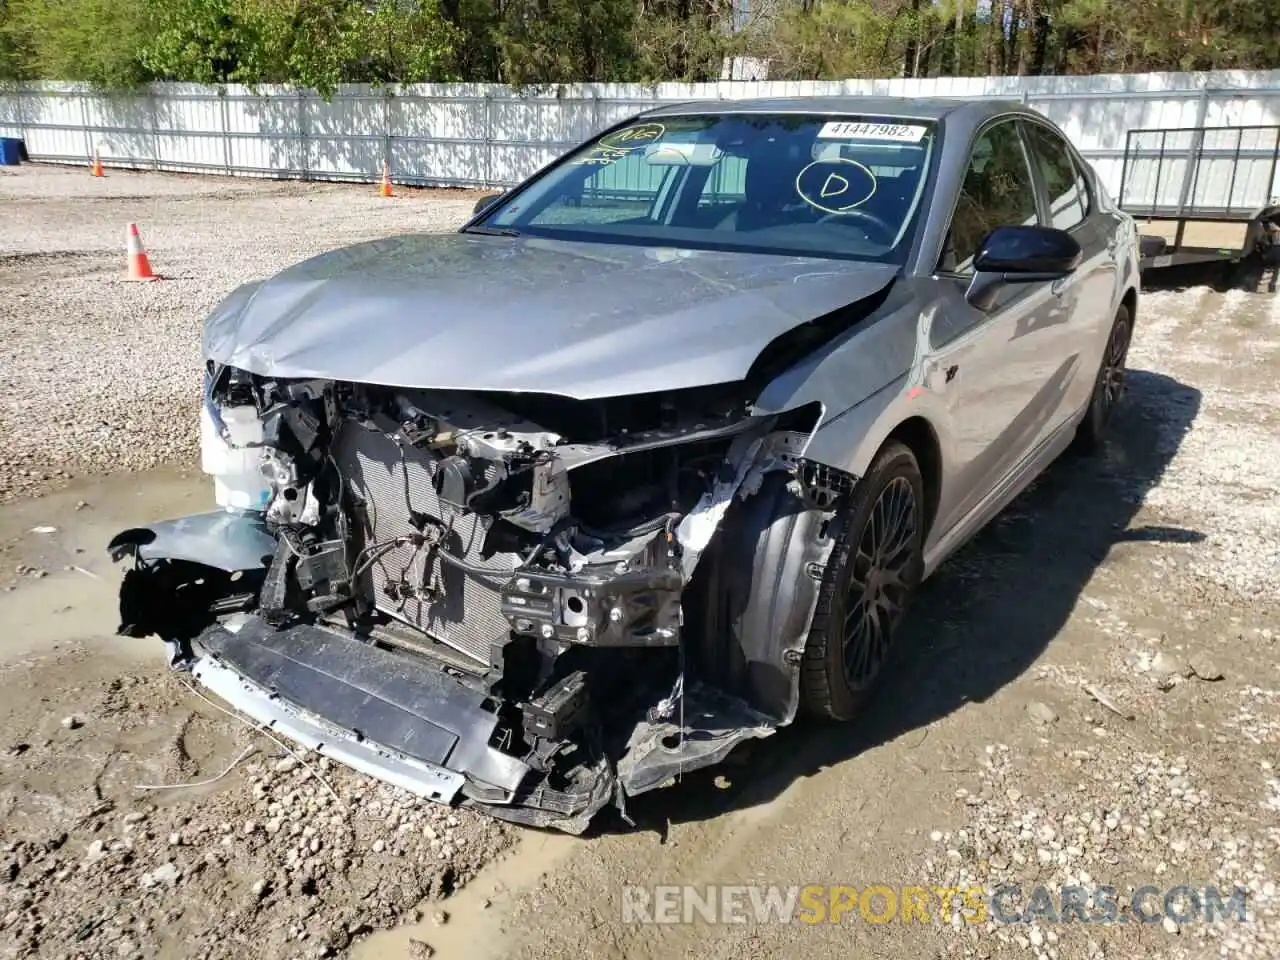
108;510;276;572
107;510;275;651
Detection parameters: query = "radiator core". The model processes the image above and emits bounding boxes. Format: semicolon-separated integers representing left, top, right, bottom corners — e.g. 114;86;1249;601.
334;423;518;664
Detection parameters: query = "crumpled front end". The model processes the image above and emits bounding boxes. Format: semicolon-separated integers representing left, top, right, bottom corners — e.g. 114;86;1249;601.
109;367;847;833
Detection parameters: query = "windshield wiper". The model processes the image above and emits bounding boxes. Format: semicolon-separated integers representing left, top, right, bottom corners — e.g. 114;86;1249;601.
460;224;521;237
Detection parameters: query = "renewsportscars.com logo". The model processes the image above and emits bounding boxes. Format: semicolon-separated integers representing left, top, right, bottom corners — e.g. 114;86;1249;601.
620;883;1252;926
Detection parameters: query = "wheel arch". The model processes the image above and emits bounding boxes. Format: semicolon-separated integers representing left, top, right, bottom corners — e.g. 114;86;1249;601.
684;410;945;725
684;470;840;725
883;416;943;542
1121;286;1138;326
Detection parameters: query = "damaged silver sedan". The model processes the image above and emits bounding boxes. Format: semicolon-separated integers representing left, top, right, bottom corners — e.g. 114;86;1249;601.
109;97;1140;832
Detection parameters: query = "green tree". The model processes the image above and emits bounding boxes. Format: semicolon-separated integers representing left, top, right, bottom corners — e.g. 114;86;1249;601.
0;0;29;80
2;0;458;94
4;0;151;86
743;0;919;80
496;0;637;85
230;0;357;93
632;0;732;82
441;0;502;82
1;0;1277;89
141;0;244;84
348;0;460;84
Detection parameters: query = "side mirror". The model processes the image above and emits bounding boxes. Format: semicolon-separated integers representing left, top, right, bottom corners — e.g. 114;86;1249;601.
472;191;505;216
965;225;1082;311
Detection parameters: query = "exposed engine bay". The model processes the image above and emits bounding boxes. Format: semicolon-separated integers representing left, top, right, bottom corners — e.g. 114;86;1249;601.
109;363;852;832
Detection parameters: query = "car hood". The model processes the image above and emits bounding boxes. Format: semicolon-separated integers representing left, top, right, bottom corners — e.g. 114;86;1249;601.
203;233;900;399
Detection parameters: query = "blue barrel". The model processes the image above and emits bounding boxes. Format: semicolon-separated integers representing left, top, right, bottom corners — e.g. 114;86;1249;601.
0;138;23;165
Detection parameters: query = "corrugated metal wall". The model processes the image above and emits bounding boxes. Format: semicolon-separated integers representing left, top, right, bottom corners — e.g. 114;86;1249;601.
2;72;1279;207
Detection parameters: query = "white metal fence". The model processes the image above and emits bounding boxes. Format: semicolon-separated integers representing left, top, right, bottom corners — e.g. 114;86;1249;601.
2;71;1279;204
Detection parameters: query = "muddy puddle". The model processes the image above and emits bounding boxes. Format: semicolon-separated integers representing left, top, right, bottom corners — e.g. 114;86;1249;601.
353;831;577;959
0;468;581;960
0;468;527;959
0;468;209;665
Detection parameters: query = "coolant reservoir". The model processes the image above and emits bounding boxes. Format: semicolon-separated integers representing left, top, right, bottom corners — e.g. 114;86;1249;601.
200;404;271;511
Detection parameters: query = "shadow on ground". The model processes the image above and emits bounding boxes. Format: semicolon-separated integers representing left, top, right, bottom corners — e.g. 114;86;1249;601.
606;368;1202;836
1140;251;1277;294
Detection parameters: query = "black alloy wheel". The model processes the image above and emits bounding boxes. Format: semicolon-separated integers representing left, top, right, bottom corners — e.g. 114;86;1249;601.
801;441;925;721
841;474;919;690
1075;304;1133;451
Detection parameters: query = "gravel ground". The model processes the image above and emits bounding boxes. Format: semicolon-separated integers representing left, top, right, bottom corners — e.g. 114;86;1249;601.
917;273;1280;960
0;164;480;502
0;651;511;960
0;473;513;960
0;165;503;960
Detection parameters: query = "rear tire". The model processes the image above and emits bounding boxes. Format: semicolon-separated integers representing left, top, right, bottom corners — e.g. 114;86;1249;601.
800;441;925;721
1073;304;1132;453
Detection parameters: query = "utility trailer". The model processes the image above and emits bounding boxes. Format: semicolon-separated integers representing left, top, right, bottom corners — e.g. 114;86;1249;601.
1117;124;1280;273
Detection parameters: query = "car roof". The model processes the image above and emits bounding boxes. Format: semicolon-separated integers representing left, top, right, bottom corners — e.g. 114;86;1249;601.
639;96;1030;128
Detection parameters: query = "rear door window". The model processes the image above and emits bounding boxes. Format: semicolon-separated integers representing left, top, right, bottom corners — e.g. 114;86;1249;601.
1021;122;1089;231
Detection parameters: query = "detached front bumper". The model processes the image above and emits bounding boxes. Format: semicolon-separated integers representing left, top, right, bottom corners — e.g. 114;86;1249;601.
193;616;530;804
188;614;773;833
111;512;778;833
194;655;466;803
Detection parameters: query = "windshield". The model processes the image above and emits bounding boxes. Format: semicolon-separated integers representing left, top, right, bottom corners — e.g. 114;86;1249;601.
479;113;938;263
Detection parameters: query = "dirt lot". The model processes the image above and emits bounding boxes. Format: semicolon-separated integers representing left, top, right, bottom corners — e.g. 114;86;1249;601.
1;164;1278;960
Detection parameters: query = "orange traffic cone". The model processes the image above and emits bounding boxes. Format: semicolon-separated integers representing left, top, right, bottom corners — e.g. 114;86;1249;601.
379;160;393;198
91;147;104;178
125;223;160;282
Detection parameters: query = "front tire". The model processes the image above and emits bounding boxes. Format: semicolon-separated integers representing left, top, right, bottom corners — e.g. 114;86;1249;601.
1074;304;1132;452
800;441;925;721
